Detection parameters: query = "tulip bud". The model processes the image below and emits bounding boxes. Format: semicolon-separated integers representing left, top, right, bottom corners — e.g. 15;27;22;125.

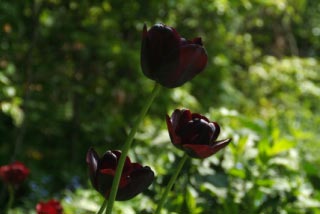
141;23;208;88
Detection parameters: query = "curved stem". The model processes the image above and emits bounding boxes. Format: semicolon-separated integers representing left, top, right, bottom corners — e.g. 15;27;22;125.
105;83;161;214
97;199;107;214
155;153;188;214
6;185;15;212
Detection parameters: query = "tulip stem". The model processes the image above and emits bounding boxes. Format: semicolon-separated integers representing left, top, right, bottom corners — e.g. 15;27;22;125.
97;199;107;214
6;185;14;212
105;83;161;214
155;153;188;214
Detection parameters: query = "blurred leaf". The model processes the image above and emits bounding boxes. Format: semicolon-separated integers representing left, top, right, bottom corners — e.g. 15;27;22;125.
267;139;296;156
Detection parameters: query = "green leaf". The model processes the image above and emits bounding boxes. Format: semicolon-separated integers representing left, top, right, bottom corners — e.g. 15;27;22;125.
267;139;296;156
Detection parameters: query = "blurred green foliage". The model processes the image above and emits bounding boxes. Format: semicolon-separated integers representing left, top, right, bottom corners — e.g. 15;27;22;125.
1;0;320;213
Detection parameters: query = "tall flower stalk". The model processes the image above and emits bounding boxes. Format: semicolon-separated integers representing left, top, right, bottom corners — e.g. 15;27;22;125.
104;83;161;214
155;153;188;214
6;185;14;212
97;200;107;214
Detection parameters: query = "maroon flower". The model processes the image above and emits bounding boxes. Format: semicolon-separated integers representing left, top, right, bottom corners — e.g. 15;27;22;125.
0;161;30;185
36;199;63;214
166;109;231;159
141;23;208;88
86;148;154;201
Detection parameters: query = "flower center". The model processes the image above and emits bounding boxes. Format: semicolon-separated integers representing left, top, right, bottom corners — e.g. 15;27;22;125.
178;118;213;145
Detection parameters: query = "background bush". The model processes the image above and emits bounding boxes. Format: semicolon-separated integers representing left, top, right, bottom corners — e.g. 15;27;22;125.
1;0;319;213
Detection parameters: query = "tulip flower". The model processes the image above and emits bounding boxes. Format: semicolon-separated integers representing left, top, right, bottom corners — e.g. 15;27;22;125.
166;109;231;159
36;199;63;214
141;23;208;88
0;161;30;185
86;148;154;201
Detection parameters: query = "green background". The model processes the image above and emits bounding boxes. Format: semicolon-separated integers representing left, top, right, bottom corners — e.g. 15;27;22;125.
1;0;320;213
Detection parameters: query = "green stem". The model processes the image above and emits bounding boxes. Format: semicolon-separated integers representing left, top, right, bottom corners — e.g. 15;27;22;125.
6;185;14;212
155;153;188;214
105;83;161;214
97;199;107;214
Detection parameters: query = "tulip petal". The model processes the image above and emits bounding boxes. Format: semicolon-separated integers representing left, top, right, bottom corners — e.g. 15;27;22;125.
171;109;193;137
166;115;181;147
170;109;183;127
141;24;180;83
191;37;203;45
142;24;148;40
171;109;192;129
116;166;154;201
183;138;231;159
168;44;207;87
192;113;210;122
86;148;99;172
86;148;100;188
100;151;118;170
96;170;114;198
210;122;221;142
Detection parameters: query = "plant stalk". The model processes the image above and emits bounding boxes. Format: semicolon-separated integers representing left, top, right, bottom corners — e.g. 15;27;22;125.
6;185;14;213
155;153;188;214
97;199;107;214
105;83;161;214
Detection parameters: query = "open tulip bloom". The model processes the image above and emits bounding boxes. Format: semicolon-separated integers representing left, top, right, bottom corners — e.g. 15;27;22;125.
166;109;231;159
141;23;208;88
36;199;63;214
86;148;154;201
0;161;30;185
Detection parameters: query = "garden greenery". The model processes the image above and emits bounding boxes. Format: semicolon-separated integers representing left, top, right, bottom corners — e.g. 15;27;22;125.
0;0;320;213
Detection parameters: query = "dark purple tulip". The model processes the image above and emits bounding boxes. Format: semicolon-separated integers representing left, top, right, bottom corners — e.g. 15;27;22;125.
141;23;208;88
86;148;154;201
166;109;231;159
